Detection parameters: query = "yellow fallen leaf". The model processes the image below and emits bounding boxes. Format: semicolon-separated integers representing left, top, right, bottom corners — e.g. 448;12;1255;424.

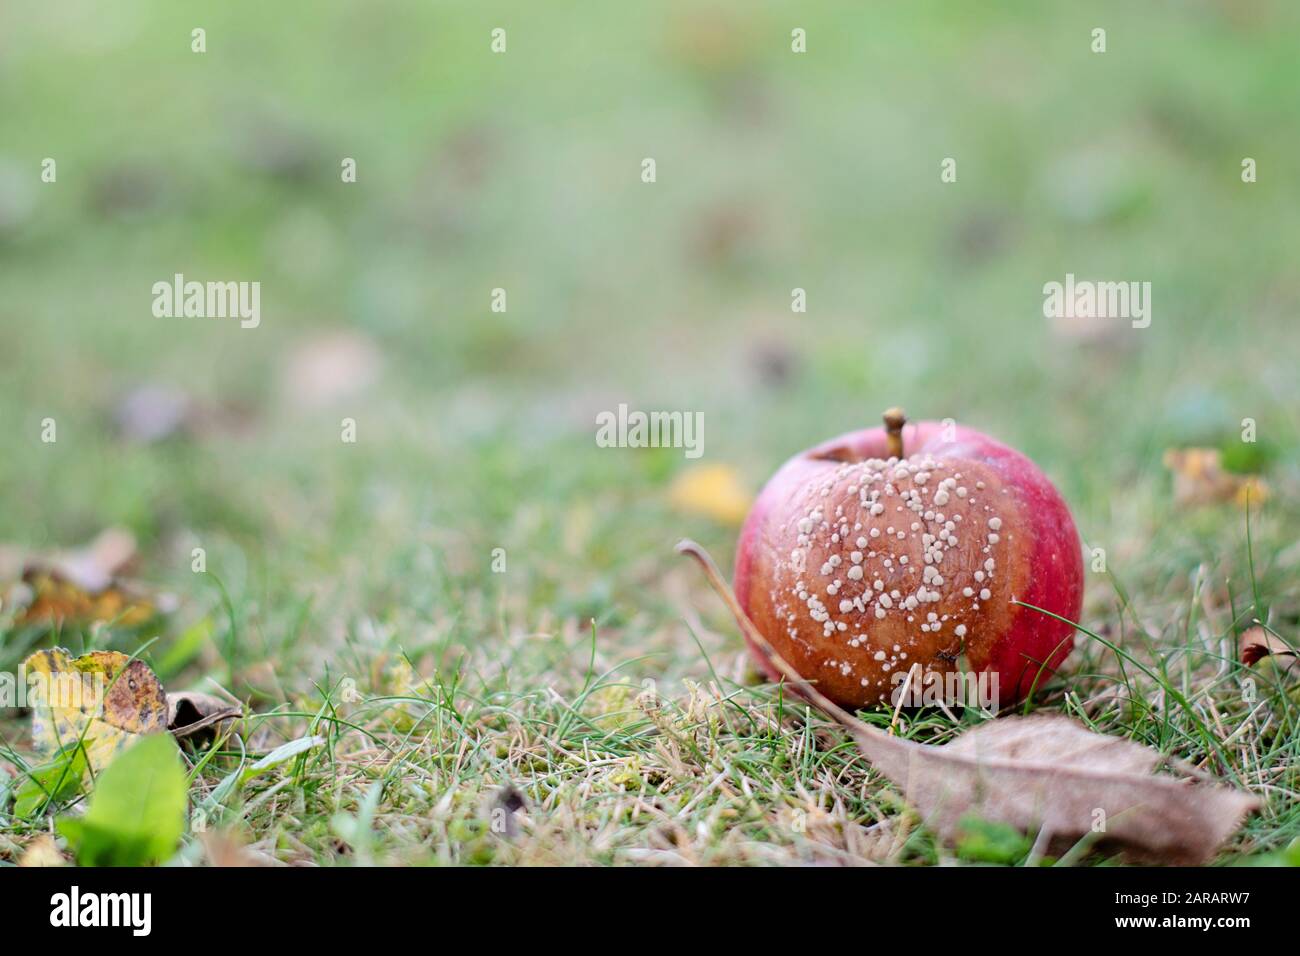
1163;448;1269;509
669;464;753;526
1233;477;1269;508
25;648;169;776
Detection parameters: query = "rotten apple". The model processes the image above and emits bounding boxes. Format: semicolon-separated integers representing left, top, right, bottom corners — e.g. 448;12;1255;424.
734;409;1083;709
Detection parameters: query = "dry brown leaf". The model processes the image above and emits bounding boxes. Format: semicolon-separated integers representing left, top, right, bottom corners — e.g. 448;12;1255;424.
4;528;165;627
51;527;137;591
166;690;243;741
677;539;1259;865
846;714;1254;865
1163;448;1268;509
16;574;157;628
1240;625;1297;669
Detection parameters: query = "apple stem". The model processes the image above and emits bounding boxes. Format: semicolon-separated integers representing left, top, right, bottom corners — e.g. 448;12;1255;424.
883;407;906;459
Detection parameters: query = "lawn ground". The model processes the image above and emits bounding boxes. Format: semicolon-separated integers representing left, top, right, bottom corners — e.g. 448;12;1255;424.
0;1;1298;865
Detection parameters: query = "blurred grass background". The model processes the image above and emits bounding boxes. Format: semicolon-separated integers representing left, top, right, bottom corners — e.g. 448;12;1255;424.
0;0;1297;693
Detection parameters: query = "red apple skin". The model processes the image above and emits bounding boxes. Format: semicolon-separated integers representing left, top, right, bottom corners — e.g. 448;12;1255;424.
734;420;1083;709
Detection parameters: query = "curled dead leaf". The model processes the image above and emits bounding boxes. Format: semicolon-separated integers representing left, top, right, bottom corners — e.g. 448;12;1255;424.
166;690;243;741
677;538;1259;865
1240;626;1297;669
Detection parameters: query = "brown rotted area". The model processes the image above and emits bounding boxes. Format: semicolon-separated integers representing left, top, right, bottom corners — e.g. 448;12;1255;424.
750;455;1031;708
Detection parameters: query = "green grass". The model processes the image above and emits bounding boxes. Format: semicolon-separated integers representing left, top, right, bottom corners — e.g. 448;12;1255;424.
1;1;1298;865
